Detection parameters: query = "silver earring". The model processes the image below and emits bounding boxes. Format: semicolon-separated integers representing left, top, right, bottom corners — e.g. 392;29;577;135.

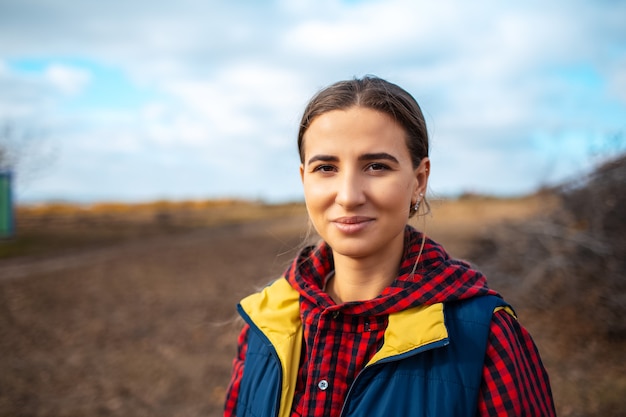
413;193;424;213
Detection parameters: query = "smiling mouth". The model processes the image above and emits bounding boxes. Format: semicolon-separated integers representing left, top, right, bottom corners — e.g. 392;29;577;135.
333;216;373;224
331;216;374;233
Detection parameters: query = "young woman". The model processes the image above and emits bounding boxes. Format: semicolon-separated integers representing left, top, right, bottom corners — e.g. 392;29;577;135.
224;76;556;417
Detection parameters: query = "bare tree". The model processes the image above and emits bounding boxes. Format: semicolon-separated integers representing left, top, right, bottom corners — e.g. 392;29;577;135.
0;122;25;171
0;120;55;181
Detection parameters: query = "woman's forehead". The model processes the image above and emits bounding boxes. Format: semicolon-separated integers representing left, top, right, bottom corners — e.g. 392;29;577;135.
302;108;411;163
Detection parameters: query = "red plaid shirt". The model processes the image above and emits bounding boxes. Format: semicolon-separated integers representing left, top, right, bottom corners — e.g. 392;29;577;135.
225;227;555;416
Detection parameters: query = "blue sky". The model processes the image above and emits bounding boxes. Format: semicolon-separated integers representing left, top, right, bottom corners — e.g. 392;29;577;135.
0;0;624;203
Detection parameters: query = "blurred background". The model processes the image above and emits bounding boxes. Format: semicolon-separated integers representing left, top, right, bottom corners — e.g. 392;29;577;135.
0;0;625;416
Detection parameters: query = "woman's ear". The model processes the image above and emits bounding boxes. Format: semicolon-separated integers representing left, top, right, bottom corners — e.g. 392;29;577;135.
300;164;305;183
414;157;430;200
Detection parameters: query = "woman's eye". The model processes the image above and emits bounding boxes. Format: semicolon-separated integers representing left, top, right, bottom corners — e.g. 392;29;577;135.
367;163;389;171
313;164;336;173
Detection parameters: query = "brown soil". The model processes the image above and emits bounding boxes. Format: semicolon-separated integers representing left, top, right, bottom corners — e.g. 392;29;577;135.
0;195;623;416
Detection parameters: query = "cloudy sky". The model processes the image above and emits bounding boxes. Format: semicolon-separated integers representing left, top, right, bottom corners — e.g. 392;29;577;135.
0;0;624;203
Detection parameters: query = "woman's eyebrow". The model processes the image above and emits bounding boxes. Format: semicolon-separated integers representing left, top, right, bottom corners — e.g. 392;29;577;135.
358;153;399;163
307;154;338;165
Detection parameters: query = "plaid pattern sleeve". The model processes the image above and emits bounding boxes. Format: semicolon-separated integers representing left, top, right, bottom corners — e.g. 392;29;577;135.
478;310;556;416
224;324;249;417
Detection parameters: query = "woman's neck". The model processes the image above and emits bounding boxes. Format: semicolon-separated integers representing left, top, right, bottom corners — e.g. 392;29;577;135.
327;243;404;304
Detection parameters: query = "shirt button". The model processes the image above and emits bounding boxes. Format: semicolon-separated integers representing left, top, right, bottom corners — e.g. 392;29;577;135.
318;380;329;391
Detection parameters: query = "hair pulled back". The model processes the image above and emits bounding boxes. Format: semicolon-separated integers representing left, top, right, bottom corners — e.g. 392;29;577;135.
297;76;429;168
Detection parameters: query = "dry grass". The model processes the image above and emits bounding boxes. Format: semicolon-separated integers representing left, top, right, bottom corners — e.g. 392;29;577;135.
424;193;558;258
16;199;307;229
2;200;307;259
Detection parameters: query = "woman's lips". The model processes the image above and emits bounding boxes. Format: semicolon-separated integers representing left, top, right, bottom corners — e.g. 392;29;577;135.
331;216;375;234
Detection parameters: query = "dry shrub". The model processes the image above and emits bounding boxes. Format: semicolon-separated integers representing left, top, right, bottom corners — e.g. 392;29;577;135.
469;154;626;339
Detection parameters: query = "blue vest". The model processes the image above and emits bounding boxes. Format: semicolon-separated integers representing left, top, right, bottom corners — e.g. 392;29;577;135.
235;278;511;417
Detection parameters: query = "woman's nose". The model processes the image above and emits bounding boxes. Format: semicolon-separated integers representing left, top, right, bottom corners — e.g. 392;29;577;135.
335;171;366;208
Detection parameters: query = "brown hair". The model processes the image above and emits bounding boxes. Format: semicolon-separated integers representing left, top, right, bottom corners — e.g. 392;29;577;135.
297;76;429;169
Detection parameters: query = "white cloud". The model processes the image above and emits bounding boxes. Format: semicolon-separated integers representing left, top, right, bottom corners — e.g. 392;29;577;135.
44;64;91;95
163;62;306;144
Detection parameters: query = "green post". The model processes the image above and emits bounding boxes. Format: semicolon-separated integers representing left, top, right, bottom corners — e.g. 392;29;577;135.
0;171;14;239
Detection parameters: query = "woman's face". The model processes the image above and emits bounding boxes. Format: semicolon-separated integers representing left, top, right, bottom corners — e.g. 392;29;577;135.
300;106;429;261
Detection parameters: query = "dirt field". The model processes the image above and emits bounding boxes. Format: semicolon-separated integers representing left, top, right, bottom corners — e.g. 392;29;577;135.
0;196;622;416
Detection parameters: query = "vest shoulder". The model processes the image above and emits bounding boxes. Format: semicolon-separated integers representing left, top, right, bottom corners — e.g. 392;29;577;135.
445;295;516;328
